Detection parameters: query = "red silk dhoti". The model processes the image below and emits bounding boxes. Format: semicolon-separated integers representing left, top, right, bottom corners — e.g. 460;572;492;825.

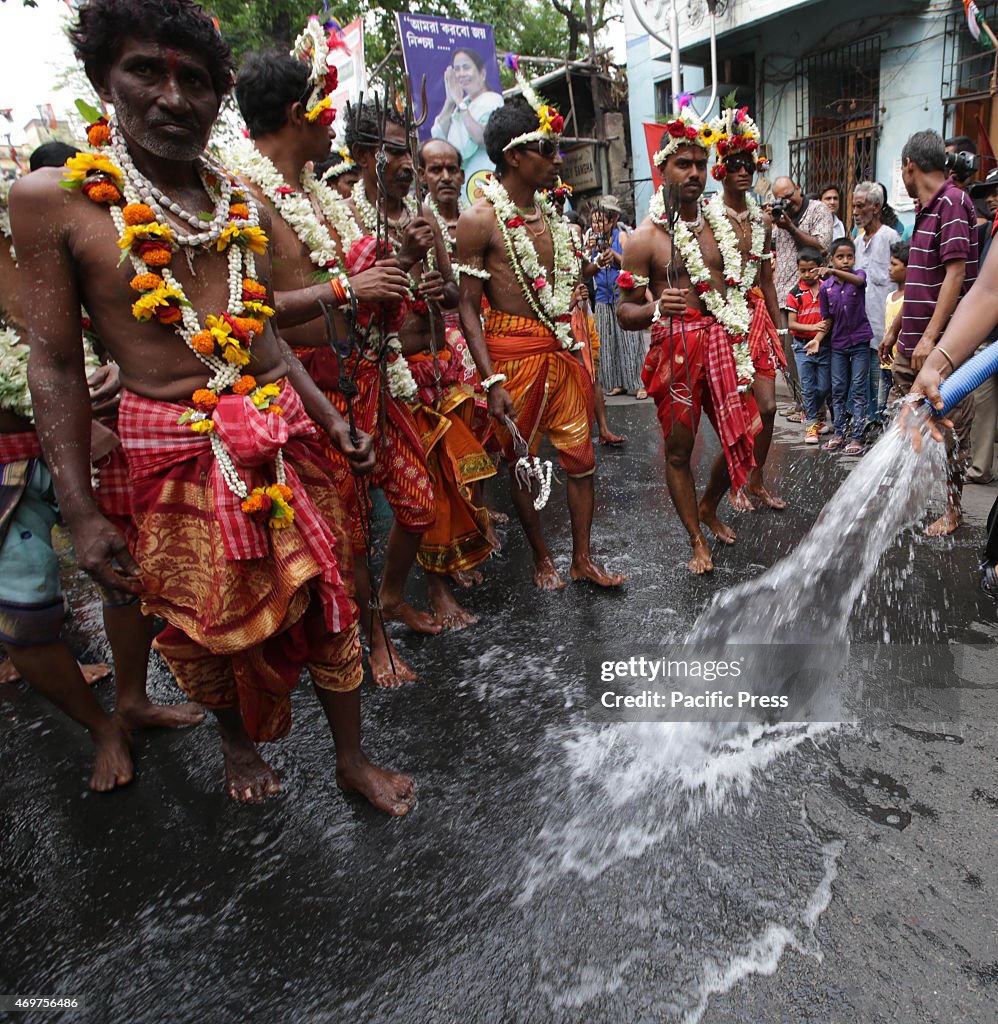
484;310;595;478
294;347;435;554
747;287;786;379
117;380;361;743
641;310;761;490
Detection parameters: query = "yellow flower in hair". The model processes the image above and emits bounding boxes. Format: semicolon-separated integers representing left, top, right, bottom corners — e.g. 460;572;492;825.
700;126;717;144
537;105;555;132
217;224;269;255
63;152;123;187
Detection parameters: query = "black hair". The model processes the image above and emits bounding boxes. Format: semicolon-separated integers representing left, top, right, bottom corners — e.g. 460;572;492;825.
70;0;234;98
901;130;947;174
819;184;841;202
797;247;823;265
830;236;855;254
418;138;462;169
344;99;405;154
565;210;583;226
235;51;310;138
451;47;486;73
875;182;902;233
945;135;977;154
890;240;910;265
484;98;537;176
29;141;80;171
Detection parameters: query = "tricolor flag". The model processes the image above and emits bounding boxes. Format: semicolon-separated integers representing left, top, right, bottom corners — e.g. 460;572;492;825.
965;1;997;50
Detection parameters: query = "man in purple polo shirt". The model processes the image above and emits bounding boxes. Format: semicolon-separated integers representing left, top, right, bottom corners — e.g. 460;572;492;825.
880;130;977;536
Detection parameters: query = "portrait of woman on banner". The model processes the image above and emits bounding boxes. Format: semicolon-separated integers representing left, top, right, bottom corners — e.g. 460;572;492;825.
431;46;503;200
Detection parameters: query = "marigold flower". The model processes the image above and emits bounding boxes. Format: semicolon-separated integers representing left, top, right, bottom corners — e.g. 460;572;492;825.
192;388;218;411
86;121;111;147
81;178;121;204
251;382;281;407
269;404;283;416
123;203;156;226
233;375;257;395
217;224;269;255
271;484;293;503
242;300;275;319
190;419;214;434
240;493;266;515
156;305;182;325
138;244;172;267
191;331;215;354
229;203;250;220
241;278;267;300
130;273;162;292
229;316;265;341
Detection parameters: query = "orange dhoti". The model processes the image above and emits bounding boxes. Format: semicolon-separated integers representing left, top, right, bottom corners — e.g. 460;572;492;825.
117;382;362;743
746;287;787;379
642;311;761;490
408;339;496;575
484;310;595;478
293;347;435;555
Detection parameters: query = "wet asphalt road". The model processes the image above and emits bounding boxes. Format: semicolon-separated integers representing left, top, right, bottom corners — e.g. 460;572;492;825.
1;396;996;1024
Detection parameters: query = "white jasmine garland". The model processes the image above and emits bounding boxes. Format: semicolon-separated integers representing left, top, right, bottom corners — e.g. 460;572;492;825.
351;180;418;244
650;190;755;392
481;177;581;351
385;336;418;401
0;325;31;420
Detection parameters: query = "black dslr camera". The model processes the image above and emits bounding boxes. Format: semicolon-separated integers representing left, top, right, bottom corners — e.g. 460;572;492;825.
770;197;791;218
945;150;979;179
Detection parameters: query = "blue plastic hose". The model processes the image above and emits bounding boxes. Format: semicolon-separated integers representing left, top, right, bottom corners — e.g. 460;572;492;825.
935;341;998;415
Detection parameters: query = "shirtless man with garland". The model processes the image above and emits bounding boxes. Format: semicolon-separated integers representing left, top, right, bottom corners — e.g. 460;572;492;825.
617;111;760;574
11;0;414;812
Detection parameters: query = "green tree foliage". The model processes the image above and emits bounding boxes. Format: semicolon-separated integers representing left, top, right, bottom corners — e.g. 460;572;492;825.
207;0;614;70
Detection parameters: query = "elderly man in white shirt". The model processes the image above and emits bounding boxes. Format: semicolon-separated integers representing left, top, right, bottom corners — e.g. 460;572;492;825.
853;180;899;427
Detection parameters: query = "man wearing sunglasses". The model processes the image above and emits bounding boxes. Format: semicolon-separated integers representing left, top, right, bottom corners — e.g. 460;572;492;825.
457;99;625;591
709;115;786;512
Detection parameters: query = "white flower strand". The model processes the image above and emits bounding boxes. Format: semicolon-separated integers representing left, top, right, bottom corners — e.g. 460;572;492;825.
481;177;581;351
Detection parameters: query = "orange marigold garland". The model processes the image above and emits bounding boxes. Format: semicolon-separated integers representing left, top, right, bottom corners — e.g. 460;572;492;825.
63;118;291;525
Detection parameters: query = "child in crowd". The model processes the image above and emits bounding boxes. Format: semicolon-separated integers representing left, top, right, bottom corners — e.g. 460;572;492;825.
819;237;873;456
879;241;908;421
786;248;831;444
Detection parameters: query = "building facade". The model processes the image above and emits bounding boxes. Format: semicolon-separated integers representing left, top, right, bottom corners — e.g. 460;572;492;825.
624;0;998;226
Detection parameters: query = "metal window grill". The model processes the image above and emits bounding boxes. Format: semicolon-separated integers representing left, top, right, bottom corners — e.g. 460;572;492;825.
942;0;998;105
789;37;881;220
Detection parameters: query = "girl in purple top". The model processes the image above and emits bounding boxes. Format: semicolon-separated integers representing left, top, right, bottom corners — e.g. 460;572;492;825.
819;238;874;454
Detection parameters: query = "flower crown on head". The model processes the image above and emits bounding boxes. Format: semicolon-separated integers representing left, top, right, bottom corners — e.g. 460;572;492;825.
290;15;347;127
322;147;356;181
502;53;564;152
547;178;573;201
652;104;712;168
708;96;762;178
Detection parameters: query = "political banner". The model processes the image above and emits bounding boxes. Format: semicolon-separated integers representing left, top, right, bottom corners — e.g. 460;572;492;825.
328;18;366;138
397;13;503;202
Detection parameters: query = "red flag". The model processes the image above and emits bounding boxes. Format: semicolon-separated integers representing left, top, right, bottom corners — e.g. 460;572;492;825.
643;122;671;191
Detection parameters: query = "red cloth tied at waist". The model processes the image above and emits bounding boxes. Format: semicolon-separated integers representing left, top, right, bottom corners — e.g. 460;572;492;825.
746;286;787;373
0;430;43;463
645;310;759;490
117;380;341;578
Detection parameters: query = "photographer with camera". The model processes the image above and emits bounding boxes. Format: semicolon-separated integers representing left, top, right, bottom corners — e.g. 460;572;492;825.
771;176;834;415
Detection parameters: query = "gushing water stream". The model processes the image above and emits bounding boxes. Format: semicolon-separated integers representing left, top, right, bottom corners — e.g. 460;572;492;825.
521;416;949;1021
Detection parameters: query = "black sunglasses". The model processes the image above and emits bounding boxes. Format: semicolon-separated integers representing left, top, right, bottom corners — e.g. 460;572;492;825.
520;138;559;159
726;156;756;173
